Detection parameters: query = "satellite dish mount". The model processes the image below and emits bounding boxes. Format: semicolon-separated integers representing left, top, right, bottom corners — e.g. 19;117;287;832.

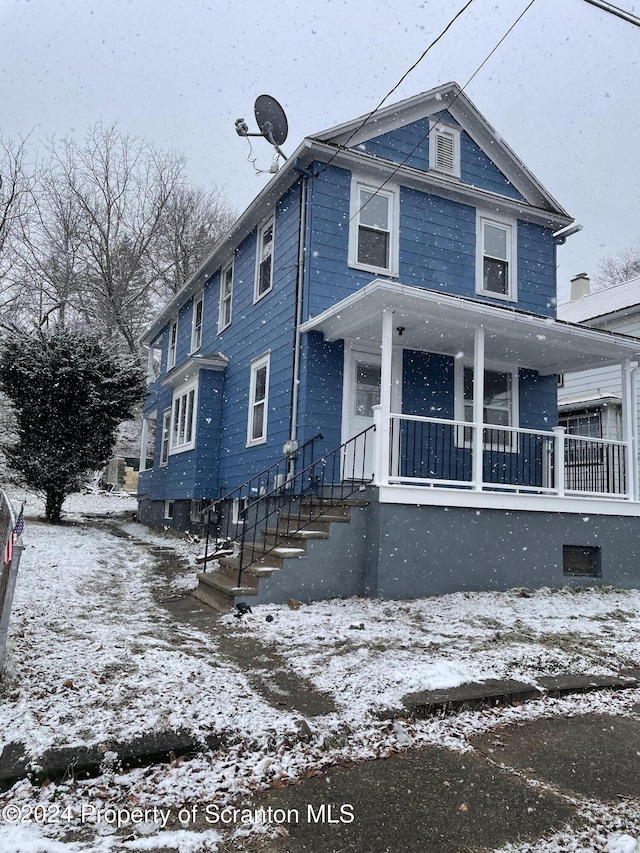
235;94;289;161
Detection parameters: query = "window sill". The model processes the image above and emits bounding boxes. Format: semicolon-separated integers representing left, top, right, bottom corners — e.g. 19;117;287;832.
348;261;399;277
475;288;517;303
246;438;267;448
253;287;272;305
168;442;196;456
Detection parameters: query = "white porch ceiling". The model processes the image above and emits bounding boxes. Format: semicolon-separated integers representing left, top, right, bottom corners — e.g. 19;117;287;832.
299;280;640;376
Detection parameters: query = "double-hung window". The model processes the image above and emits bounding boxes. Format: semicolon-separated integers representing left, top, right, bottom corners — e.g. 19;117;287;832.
160;408;171;465
170;381;197;454
191;294;204;352
247;354;270;446
255;217;274;302
348;178;399;276
167;319;178;370
476;213;517;301
455;362;518;450
219;262;233;332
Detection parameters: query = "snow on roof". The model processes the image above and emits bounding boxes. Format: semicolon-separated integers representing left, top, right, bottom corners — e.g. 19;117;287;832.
558;276;640;324
558;390;622;410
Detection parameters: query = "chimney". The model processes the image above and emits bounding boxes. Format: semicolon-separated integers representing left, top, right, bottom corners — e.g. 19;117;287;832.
570;273;591;301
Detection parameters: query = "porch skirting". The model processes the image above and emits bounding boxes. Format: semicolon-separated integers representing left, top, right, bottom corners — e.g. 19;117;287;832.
248;499;640;604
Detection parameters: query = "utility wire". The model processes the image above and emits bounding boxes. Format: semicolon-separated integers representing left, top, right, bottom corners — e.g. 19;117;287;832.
315;0;477;179
580;0;640;28
310;0;537;261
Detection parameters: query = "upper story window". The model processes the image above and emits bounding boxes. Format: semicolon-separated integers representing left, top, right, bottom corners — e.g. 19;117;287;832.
167;319;178;370
476;213;518;302
255;217;274;302
219;262;233;332
348;178;399;276
170;380;197;454
191;293;204;353
247;353;270;446
429;122;461;178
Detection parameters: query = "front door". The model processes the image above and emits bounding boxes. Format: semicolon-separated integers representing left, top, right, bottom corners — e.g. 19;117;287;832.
344;351;381;480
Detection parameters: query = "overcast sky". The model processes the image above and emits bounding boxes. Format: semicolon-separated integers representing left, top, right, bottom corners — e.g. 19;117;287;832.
1;0;638;302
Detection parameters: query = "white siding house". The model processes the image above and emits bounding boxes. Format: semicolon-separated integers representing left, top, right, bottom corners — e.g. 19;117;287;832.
558;273;640;487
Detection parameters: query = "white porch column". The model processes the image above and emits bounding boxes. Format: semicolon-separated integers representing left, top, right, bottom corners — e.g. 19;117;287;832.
621;359;635;500
139;415;149;474
472;326;485;491
552;426;566;497
377;308;394;486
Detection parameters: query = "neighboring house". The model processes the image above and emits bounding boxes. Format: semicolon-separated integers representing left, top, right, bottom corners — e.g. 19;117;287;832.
139;82;640;610
558;273;640;493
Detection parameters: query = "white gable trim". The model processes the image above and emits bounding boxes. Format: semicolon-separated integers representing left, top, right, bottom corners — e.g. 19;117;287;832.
312;82;569;218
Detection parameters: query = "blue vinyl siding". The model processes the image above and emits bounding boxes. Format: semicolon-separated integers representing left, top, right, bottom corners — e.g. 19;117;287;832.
360;112;525;201
297;332;344;459
306;165;556;319
215;183;301;492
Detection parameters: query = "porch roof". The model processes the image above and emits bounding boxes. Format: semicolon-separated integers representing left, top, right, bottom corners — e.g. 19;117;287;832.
299;280;640;375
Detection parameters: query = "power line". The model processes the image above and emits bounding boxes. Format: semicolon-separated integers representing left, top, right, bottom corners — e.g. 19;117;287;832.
315;0;477;179
580;0;640;28
310;0;537;262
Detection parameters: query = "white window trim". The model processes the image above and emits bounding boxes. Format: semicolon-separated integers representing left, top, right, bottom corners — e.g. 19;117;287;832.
475;211;518;302
254;216;275;303
164;500;174;520
167;319;178;370
247;353;270;447
429;121;461;179
169;379;198;455
219;261;233;333
160;408;171;466
348;176;399;277
453;358;519;451
190;293;204;353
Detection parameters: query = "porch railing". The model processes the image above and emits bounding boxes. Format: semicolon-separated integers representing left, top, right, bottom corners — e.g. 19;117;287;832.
379;412;630;499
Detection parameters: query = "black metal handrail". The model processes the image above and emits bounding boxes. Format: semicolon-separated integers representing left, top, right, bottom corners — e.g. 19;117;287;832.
233;424;375;587
202;425;375;588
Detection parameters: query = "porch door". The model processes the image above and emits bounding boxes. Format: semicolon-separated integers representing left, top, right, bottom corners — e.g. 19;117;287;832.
343;351;382;480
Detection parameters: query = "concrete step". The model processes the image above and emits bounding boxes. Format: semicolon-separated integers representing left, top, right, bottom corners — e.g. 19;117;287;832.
261;528;329;548
279;511;351;525
243;541;308;559
193;571;257;614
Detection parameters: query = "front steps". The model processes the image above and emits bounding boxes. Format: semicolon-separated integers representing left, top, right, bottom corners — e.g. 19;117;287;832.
192;499;367;614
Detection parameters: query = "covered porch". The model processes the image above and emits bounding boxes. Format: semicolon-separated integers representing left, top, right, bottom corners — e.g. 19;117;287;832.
300;280;640;514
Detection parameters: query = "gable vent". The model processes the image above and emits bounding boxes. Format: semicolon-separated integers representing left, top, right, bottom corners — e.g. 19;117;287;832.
430;123;460;178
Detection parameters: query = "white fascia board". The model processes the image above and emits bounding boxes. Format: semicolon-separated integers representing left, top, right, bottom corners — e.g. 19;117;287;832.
161;353;229;389
310;142;573;232
311;82;459;143
300;279;640;372
311;82;570;218
140;139;314;346
377;484;640;517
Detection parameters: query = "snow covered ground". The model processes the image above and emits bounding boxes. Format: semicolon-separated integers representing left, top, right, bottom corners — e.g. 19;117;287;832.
1;490;640;852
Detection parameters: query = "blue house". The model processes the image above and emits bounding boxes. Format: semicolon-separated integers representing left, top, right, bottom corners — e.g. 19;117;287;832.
139;83;640;610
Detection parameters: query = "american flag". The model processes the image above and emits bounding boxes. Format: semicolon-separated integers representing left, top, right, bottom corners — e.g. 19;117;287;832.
3;505;24;566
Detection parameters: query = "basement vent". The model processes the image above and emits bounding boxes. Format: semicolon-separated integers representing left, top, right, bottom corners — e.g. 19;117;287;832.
429;123;460;178
563;545;601;577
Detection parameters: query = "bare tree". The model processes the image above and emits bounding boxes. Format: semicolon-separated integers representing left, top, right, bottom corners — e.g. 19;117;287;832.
3;123;235;348
0;135;34;326
152;184;235;298
44;123;184;352
596;241;640;288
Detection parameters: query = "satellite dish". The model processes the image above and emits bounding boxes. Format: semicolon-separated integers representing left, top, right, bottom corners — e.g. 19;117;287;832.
254;94;289;147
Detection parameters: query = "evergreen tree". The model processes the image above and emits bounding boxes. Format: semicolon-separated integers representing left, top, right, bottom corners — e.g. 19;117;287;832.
0;327;145;522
